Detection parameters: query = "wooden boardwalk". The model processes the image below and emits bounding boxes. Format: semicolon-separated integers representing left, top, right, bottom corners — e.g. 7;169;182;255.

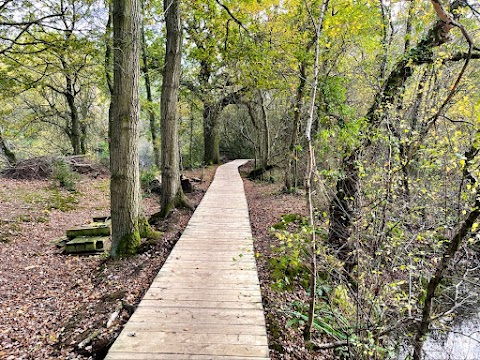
105;160;270;360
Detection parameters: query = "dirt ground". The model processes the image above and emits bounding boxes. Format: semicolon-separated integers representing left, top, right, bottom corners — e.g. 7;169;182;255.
0;162;329;359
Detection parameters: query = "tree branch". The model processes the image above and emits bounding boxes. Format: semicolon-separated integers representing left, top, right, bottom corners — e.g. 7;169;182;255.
214;0;249;34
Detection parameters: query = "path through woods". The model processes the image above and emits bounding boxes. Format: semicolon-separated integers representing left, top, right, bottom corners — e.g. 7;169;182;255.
105;159;270;359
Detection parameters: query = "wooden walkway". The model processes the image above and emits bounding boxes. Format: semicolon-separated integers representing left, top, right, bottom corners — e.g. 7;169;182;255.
105;160;270;360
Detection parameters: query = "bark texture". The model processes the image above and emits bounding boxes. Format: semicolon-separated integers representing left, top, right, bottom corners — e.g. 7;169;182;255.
245;90;270;171
203;100;222;165
109;0;141;258
160;0;188;218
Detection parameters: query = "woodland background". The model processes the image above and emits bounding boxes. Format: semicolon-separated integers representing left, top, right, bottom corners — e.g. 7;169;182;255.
1;0;480;359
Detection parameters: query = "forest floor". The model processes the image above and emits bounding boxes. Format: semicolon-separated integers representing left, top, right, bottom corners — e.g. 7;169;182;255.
0;161;328;360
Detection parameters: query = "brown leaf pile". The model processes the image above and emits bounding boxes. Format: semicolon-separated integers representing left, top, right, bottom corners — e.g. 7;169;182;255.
1;156;108;180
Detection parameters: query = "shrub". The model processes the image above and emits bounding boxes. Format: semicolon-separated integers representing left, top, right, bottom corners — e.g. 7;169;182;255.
52;158;79;191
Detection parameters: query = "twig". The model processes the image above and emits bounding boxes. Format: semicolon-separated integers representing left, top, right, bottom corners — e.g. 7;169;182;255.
106;301;123;328
77;329;101;349
215;0;249;34
312;339;349;350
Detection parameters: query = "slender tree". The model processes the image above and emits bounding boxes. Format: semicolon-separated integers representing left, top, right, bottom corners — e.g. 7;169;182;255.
303;0;328;340
141;1;161;169
109;0;142;257
159;0;190;218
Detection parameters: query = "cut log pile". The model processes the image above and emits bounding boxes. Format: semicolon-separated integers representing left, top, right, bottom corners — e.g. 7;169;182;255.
54;216;111;254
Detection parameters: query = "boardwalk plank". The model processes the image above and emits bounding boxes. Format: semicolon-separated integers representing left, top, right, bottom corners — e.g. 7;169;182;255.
138;299;263;309
119;322;268;335
108;343;269;357
106;353;269;360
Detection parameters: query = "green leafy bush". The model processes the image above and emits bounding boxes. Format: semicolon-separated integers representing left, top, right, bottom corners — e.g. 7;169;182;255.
52;159;79;191
140;166;159;190
269;214;313;290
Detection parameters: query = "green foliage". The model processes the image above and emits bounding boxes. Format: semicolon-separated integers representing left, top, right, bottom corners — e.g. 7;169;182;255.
52;159;79;192
94;141;110;168
140;166;158;190
269;214;328;290
46;189;79;212
286;297;349;341
21;187;79;212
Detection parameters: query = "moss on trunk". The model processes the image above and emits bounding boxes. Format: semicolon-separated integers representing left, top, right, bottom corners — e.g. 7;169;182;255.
115;230;141;257
139;217;163;239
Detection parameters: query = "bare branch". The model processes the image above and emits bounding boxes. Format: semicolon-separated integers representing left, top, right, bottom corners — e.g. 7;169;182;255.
214;0;249;34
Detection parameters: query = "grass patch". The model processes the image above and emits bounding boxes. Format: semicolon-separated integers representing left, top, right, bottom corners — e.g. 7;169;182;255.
20;187;80;212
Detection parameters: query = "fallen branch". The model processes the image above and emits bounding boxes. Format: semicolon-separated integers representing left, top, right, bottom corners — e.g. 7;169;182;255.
312;340;349;350
106;301;123;328
77;329;101;349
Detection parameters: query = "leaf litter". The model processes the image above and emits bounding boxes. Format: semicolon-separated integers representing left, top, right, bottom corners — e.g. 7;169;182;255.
0;166;216;359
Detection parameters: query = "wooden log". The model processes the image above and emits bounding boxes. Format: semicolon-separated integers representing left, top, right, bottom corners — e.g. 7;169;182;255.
181;175;194;193
64;236;110;254
66;223;110;238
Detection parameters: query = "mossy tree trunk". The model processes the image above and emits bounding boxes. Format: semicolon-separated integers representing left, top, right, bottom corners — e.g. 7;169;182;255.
203;100;221;165
0;130;16;166
203;87;246;165
109;0;142;258
160;0;190;218
245;90;270;173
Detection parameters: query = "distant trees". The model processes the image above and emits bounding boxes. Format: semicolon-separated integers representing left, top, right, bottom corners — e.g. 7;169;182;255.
1;0;106;156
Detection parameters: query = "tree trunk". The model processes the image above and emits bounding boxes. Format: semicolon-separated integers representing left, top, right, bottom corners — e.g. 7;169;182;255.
404;0;415;52
80;121;87;155
160;0;190;218
259;91;270;168
284;61;307;191
246;90;270;173
304;0;328;339
109;0;141;258
64;70;83;155
105;1;113;95
379;0;392;80
203;101;221;165
141;17;161;169
202;88;245;165
0;130;16;166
